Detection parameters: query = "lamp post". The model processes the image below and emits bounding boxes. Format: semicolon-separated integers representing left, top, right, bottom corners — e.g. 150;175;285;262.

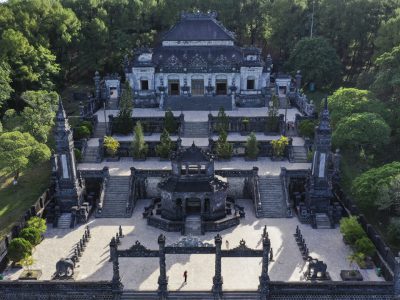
103;102;107;136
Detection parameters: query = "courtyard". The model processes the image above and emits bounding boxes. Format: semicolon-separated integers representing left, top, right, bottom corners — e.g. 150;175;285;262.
3;200;382;290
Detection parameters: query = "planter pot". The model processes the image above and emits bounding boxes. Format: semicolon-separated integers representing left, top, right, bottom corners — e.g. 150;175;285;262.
340;270;363;281
19;270;42;280
106;157;119;162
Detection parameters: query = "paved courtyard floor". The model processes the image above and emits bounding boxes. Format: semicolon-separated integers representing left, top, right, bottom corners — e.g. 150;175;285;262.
3;200;382;290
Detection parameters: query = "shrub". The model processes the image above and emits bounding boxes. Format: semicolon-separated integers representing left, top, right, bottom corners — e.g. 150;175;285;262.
246;132;259;159
271;136;289;158
339;216;365;245
298;119;316;139
155;129;173;159
103;136;120;157
216;130;233;159
74;148;82;162
73;125;91;140
348;252;366;269
354;237;375;257
164;109;177;134
7;238;32;263
131;121;148;159
26;217;47;235
216;107;229;134
388;218;400;243
80;121;93;133
19;227;41;246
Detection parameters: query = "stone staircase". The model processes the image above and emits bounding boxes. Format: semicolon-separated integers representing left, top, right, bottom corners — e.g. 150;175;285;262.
82;146;98;163
183;121;209;138
97;176;130;218
315;213;331;229
121;291;260;299
291;146;308;163
57;213;72;229
93;122;107;138
258;176;286;218
185;215;202;235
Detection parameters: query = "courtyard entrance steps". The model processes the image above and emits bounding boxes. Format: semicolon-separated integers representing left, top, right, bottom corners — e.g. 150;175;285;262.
96;176;130;218
185;214;202;235
291;146;308;163
57;213;72;229
121;291;261;299
315;213;332;229
82;146;98;163
93;122;107;138
258;175;286;218
183;121;209;138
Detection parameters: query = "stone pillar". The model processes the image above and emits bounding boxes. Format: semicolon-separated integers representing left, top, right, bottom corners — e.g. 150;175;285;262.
111;238;123;291
394;256;400;298
94;71;101;100
258;235;270;299
109;236;116;262
295;70;302;92
158;234;168;299
212;234;223;298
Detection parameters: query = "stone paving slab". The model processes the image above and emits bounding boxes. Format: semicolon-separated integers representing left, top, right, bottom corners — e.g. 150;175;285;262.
95;107;302;123
78;157;310;176
3;200;383;291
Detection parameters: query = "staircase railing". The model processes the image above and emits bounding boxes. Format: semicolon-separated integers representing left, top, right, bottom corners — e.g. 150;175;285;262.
80;138;88;162
126;168;136;217
97;167;109;215
280;168;292;218
253;176;262;217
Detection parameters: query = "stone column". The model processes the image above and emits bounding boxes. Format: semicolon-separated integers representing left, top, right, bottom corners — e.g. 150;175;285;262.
295;70;302;92
212;234;223;298
395;256;400;298
111;238;123;291
158;234;168;299
94;71;101;100
258;235;270;299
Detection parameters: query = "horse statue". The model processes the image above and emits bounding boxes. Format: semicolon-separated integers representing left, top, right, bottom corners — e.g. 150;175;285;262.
55;258;75;278
304;256;329;280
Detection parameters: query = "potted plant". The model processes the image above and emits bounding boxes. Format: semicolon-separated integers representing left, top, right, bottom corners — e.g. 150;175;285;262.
245;132;259;160
164;109;178;134
7;238;33;267
156;129;173;160
241;118;250;136
271;136;289;160
103;136;120;161
131;121;148;160
216;130;233;160
19;255;42;280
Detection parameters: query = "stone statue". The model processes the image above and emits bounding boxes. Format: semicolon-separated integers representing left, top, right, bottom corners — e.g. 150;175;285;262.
55;258;75;278
304;257;328;280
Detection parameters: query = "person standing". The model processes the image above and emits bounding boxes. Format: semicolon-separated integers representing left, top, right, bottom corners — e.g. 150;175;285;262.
183;270;188;283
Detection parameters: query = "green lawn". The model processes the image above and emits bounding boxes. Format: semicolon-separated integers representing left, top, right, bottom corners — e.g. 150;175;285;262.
0;162;51;239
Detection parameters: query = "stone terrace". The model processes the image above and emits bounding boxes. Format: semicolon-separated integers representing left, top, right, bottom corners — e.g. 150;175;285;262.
3;200;382;291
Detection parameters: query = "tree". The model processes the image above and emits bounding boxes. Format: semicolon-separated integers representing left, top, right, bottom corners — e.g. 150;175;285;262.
7;238;32;263
20;90;59;143
374;9;400;56
298;119;316;139
164;109;177;134
246;132;259;159
388;218;400;244
155;129;173;159
113;82;133;134
0;131;51;182
103;136;120;158
271;136;289;158
339;216;365;245
286;37;342;88
332;113;390;153
328;88;385;127
216;130;233;159
0;62;13;109
26;216;47;235
376;174;400;214
19;227;41;246
266;94;279;132
131;121;148;159
352;162;400;209
216;107;229;134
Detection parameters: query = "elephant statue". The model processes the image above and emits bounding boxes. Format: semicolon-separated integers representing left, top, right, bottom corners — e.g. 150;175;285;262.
55;258;75;278
305;256;328;280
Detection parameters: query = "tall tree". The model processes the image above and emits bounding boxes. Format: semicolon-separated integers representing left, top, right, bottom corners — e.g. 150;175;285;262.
0;62;13;110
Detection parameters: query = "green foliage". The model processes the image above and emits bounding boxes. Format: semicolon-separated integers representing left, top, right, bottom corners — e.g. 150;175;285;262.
113;82;133;135
376;175;400;212
388;218;400;243
298;119;316;139
328;88;385;127
155;129;173;159
271;136;289;158
74;148;82;162
354;237;375;257
375;9;400;56
0;131;51;179
340;216;365;245
245;132;259;159
20;255;35;272
7;238;32;263
332;113;390;152
131;121;148;159
348;252;366;269
286;37;342;88
216;107;229;134
353;162;400;209
164;109;177;134
19;227;41;246
2;109;23;132
73;126;91;140
80;121;93;133
26;217;47;235
103;136;120;157
266;95;279;132
0;62;13;109
216;130;233;159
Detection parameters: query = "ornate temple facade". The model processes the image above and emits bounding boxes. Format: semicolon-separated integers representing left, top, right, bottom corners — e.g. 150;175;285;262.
125;12;291;109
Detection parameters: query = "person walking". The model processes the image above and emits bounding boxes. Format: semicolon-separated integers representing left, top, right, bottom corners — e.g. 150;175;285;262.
183;270;188;283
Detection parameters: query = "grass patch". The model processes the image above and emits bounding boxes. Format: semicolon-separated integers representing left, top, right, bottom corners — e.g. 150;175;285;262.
0;162;51;239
